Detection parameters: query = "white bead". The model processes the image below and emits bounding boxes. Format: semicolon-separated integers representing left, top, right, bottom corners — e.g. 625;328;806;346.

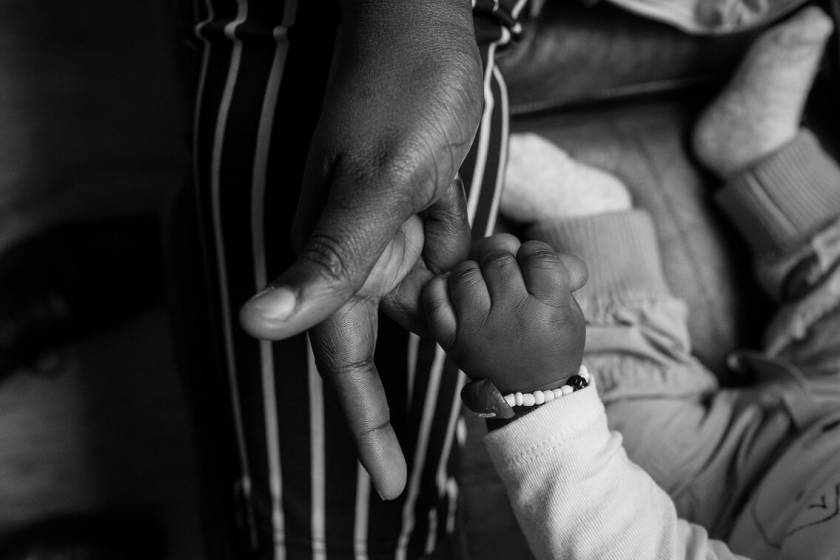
534;391;545;405
544;390;555;402
522;393;536;406
580;365;590;381
515;392;524;406
561;385;573;395
504;394;516;407
553;389;564;398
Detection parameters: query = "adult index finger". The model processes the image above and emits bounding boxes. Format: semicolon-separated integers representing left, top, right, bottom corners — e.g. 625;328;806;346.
309;297;407;500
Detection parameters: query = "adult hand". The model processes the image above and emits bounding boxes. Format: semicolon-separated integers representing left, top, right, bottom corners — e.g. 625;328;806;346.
239;0;484;499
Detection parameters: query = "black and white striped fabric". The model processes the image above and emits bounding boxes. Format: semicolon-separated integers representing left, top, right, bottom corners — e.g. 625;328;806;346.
189;0;525;557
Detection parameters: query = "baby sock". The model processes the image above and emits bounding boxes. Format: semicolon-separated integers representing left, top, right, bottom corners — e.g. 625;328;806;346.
692;7;833;178
502;133;631;224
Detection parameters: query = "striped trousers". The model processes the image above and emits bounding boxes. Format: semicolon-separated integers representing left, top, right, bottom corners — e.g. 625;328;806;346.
184;0;525;558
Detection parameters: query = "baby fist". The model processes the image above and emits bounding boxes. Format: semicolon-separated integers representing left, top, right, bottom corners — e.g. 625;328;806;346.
422;234;586;394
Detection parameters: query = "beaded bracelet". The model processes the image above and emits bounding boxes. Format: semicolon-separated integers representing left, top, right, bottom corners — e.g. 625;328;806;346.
503;365;591;408
460;365;592;421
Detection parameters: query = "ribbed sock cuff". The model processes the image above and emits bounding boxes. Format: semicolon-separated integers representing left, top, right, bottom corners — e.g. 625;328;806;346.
716;130;840;259
526;210;669;302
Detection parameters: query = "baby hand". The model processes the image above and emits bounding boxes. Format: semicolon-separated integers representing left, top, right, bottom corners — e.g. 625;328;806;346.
422;234;587;393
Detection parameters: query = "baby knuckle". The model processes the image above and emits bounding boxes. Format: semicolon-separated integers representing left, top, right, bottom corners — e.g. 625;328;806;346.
508;295;533;317
520;240;552;252
451;261;480;281
526;249;562;268
481;251;517;269
545;257;573;286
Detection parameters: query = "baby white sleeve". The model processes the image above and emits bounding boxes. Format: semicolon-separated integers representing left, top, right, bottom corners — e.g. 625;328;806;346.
484;386;749;560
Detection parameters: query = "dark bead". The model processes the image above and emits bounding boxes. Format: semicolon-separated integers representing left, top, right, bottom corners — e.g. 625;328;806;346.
461;378;515;420
567;375;588;391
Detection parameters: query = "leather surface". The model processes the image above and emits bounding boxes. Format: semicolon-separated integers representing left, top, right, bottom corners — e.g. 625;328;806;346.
499;1;763;115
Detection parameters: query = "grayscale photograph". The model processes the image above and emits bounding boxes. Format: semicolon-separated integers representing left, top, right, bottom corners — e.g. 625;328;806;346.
1;0;839;558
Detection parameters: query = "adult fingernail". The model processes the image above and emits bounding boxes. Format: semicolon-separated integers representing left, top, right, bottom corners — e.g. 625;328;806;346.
248;286;296;322
375;488;388;502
